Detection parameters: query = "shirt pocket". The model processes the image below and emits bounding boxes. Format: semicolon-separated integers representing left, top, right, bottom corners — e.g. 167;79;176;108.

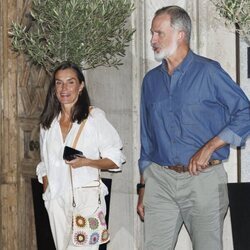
147;100;169;121
180;103;201;125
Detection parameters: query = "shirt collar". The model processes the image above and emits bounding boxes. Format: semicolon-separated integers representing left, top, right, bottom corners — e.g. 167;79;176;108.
161;49;194;74
57;112;61;121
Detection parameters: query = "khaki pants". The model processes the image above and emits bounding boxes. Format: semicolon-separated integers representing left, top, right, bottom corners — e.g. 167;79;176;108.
45;182;106;250
143;163;229;250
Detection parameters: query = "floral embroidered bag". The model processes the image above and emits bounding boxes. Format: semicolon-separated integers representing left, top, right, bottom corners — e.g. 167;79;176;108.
69;119;110;246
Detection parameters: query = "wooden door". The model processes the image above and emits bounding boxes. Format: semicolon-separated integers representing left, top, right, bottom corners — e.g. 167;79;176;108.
17;62;49;250
0;1;49;249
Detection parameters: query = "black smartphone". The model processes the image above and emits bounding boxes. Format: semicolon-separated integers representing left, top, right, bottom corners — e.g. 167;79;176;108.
63;146;84;161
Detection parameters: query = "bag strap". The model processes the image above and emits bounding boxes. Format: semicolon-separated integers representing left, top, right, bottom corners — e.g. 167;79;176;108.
69;119;86;207
72;119;86;148
69;118;101;208
72;107;93;147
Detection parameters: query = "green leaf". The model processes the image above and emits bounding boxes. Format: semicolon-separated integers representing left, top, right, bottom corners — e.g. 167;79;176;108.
9;0;135;72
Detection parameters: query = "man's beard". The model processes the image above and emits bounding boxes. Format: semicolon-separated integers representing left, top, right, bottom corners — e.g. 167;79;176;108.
153;41;178;62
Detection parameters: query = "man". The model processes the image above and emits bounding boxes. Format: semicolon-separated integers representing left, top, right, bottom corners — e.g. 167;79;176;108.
137;5;250;250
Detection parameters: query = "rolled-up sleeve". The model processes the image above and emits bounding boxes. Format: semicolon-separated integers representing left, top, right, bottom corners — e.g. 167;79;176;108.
138;76;153;174
218;127;243;146
211;64;250;146
36;127;47;183
36;162;47;183
95;112;126;171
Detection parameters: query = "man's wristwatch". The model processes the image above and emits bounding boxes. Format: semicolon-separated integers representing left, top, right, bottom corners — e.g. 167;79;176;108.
137;183;145;194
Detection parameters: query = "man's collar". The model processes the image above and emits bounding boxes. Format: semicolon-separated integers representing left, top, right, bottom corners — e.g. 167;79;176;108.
161;50;194;74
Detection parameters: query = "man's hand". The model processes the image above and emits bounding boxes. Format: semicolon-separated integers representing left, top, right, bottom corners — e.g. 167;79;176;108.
188;144;213;175
188;136;227;175
137;188;145;221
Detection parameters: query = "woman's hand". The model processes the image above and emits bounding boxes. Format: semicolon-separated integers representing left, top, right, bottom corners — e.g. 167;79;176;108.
65;157;118;170
65;156;89;168
42;176;48;192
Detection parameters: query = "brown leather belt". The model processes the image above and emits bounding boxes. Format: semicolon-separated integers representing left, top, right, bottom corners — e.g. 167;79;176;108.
164;160;222;173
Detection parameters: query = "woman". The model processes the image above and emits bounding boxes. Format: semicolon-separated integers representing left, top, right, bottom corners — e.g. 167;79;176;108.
36;61;125;250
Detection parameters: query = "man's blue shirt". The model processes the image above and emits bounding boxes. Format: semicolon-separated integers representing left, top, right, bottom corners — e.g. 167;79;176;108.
139;50;250;173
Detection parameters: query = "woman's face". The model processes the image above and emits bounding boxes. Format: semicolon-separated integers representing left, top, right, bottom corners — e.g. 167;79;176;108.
54;68;84;107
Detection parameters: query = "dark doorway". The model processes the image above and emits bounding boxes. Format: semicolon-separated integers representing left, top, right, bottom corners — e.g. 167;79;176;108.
227;182;250;250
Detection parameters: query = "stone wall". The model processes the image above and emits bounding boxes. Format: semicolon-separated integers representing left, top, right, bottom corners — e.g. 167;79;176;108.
1;0;249;249
86;1;250;249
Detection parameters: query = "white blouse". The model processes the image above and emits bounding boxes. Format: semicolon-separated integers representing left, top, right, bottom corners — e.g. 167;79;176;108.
36;107;125;200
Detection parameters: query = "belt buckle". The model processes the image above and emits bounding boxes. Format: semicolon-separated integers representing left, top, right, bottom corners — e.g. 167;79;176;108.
208;159;222;166
168;165;187;173
176;166;185;173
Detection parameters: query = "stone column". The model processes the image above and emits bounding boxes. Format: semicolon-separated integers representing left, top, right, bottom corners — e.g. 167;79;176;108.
0;0;18;249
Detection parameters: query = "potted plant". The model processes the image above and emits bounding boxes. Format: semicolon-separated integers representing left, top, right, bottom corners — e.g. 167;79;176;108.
9;0;135;74
211;0;250;44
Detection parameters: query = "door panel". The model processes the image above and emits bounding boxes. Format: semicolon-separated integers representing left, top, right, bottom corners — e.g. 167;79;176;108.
17;62;49;250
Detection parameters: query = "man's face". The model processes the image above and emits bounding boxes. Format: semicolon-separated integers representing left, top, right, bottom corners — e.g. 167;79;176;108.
150;14;179;61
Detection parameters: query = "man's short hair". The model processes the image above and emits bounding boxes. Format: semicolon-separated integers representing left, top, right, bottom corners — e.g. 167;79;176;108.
155;5;192;44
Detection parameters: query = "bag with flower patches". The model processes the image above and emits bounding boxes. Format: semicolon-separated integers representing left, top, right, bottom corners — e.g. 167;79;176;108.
69;120;110;246
71;184;110;246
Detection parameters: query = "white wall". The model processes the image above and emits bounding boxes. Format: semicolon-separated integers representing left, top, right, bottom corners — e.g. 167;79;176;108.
86;0;250;249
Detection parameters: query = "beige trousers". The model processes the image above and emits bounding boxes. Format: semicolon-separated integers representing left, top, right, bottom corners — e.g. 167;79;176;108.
143;162;229;250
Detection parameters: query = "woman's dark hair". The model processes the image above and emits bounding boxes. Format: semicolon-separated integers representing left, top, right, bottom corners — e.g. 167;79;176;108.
40;61;91;129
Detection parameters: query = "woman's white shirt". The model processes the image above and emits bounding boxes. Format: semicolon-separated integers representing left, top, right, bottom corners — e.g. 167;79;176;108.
36;107;125;200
